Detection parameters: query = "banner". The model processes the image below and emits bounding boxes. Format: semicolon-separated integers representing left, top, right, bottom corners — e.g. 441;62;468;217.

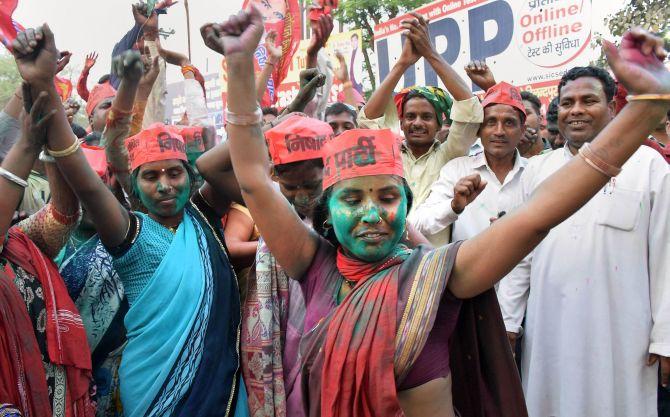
242;0;302;106
374;0;596;111
220;29;364;112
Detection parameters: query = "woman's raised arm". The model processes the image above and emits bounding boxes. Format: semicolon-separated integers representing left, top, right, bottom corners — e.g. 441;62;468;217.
11;24;130;249
200;8;319;279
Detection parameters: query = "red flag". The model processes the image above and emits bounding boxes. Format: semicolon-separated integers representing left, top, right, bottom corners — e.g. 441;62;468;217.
54;76;73;102
242;0;301;106
308;0;338;21
0;0;21;51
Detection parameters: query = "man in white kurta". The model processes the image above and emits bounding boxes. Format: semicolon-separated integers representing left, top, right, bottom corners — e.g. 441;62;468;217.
498;67;670;417
409;82;528;244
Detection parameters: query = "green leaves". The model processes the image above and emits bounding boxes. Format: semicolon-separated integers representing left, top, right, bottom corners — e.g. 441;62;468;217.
592;0;670;69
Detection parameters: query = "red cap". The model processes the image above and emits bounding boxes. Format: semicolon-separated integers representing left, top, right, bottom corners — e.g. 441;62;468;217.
174;125;205;154
322;128;403;190
81;144;108;181
125;123;187;172
265;115;334;165
86;82;116;116
481;82;526;119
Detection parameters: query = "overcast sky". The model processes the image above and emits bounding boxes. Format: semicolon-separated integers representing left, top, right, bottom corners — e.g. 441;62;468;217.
13;0;244;83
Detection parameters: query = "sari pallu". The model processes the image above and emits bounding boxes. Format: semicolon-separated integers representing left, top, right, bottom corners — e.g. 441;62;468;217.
119;202;245;417
300;243;527;417
241;237;307;417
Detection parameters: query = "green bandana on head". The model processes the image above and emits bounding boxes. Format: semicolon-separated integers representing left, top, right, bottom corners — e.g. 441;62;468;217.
394;86;453;126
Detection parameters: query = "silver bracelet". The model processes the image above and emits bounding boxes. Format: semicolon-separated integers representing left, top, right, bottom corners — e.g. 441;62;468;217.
225;107;263;126
0;167;28;188
39;150;56;163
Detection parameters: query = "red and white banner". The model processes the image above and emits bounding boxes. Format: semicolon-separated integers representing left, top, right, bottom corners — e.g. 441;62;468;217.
242;0;302;106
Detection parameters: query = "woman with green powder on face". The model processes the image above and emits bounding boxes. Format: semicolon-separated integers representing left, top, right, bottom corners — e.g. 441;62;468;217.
205;6;670;417
12;24;249;417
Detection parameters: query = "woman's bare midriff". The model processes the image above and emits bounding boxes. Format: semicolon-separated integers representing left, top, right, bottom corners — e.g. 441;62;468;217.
398;375;456;417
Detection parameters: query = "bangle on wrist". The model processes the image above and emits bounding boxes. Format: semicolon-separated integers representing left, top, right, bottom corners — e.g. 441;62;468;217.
625;94;670;102
47;136;81;158
0;167;28;188
578;142;621;178
39;150;56;163
225;107;263;126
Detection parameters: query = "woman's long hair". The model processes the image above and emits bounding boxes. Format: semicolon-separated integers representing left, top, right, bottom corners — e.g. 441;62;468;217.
312;176;414;248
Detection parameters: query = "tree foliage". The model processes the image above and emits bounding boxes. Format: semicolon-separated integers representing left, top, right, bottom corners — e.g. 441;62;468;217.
605;0;669;38
335;0;432;90
0;53;21;109
593;0;670;68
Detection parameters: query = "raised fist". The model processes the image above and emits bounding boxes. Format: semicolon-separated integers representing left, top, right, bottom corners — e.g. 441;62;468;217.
464;59;497;91
200;6;264;58
11;25;60;84
604;28;670;97
451;174;487;214
112;50;145;83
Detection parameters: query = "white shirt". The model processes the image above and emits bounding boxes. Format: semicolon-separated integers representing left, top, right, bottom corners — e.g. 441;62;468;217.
497;145;670;417
409;150;527;243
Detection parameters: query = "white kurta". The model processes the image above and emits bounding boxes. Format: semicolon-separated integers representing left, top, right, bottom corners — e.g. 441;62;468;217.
497;146;670;417
409;150;527;242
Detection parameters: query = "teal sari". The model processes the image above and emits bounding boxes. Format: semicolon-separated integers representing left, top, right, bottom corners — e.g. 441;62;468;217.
112;201;247;417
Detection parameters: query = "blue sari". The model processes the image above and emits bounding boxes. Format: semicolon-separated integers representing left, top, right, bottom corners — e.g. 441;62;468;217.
114;202;247;417
59;235;126;417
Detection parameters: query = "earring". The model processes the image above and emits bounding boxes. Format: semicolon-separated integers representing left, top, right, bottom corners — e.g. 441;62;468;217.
323;220;332;232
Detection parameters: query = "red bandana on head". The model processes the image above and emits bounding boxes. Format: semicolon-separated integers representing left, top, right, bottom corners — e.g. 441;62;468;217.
481;81;527;118
174;125;206;154
265;115;334;165
86;82;116;116
125;123;187;172
321;128;404;190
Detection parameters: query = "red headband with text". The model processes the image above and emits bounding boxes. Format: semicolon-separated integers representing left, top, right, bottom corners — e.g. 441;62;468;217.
265;115;334;165
322;128;403;190
125;123;187;172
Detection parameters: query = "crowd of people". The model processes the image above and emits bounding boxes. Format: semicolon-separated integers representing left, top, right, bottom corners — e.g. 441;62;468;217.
0;2;669;417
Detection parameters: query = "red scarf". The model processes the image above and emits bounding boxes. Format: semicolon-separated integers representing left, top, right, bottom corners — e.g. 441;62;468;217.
321;247;411;417
335;247;408;284
3;228;95;417
321;262;404;417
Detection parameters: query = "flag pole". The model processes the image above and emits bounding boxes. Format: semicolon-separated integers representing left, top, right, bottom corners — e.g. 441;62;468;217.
184;0;192;62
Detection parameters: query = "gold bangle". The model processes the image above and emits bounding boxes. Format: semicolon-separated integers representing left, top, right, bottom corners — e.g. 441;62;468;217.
47;137;81;158
625;94;670;102
578;142;622;178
